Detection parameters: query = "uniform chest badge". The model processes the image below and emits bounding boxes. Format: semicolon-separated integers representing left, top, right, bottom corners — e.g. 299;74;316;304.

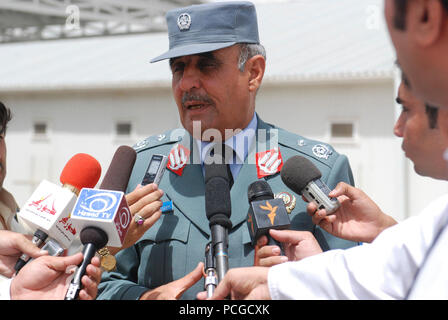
255;148;284;178
275;191;296;214
167;144;190;176
312;144;333;160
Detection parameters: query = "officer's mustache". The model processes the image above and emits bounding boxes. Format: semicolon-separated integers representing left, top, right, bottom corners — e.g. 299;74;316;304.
181;92;214;109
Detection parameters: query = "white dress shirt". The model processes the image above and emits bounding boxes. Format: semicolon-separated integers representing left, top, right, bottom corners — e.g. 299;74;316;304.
195;113;257;180
406;214;448;299
0;277;11;300
268;194;448;300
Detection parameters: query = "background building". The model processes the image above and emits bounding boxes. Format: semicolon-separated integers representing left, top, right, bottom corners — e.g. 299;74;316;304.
1;0;447;222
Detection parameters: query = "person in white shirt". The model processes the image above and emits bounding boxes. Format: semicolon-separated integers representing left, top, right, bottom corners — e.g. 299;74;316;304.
203;194;448;300
196;0;448;301
198;72;448;299
252;79;446;270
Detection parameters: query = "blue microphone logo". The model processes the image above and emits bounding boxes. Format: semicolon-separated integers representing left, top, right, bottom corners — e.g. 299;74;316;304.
72;189;121;220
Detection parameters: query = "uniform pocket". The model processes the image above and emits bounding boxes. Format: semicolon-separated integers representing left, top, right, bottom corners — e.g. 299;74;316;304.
140;212;190;244
137;211;191;288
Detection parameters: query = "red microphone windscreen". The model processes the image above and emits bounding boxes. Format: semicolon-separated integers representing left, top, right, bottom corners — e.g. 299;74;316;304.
60;153;102;190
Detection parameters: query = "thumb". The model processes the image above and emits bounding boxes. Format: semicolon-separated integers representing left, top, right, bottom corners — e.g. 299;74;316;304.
329;182;358;199
196;291;208;300
14;234;48;258
269;229;308;245
174;262;205;299
44;252;84;272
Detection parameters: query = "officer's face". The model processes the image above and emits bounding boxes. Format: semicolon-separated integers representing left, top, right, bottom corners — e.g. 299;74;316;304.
394;83;447;180
170;45;256;141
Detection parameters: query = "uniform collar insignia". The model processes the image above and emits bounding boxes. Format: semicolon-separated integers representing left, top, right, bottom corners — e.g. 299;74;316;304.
255;148;283;178
167;144;190;176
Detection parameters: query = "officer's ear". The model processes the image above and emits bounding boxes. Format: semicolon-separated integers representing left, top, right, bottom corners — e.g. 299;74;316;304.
246;55;265;93
409;0;444;47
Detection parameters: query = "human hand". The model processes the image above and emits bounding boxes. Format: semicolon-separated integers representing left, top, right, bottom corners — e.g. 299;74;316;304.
10;253;102;300
140;262;204;300
0;230;48;278
254;235;287;267
254;230;322;267
109;184;163;255
270;229;322;261
307;182;397;243
197;267;271;300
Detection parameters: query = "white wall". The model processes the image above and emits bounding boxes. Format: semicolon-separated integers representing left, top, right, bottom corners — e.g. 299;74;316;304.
2;87;177;206
2;80;446;222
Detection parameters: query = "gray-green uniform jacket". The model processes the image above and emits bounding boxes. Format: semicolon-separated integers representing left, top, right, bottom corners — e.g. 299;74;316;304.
97;115;358;300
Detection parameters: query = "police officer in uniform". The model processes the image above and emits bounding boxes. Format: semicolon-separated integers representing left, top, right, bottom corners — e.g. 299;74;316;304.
98;1;357;300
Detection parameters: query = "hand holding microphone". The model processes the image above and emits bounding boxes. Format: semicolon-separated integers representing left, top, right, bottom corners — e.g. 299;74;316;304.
0;230;48;278
248;181;322;266
0;230;101;300
10;251;101;300
280;155;341;215
65;145;136;300
281;156;397;243
117;183;164;254
307;181;397;243
15;153;102;272
84;146;164;256
246;180;291;266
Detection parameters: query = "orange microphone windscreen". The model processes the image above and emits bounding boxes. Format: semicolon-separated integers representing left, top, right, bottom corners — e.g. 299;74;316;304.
60;153;102;190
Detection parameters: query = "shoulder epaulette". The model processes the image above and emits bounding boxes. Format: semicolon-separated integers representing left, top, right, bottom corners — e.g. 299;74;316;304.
133;128;186;153
276;127;339;168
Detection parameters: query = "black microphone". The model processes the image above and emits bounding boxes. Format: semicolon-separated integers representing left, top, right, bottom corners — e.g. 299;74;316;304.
99;145;137;192
204;162;232;283
281;155;341;215
64;227;108;300
247;180;290;251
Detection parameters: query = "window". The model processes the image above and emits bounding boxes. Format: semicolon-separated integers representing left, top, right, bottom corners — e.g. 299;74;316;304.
331;123;354;138
33;122;48;140
329;121;358;144
116;122;132;137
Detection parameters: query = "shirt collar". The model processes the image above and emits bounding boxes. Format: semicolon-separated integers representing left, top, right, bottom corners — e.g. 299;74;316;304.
195;113;258;165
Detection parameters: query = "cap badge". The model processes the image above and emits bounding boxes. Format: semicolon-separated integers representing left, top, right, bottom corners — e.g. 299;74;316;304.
177;13;191;31
312;144;333;160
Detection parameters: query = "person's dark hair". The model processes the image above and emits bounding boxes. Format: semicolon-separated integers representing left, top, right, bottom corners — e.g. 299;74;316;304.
393;0;408;30
425;104;439;129
393;0;448;30
0;102;12;135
